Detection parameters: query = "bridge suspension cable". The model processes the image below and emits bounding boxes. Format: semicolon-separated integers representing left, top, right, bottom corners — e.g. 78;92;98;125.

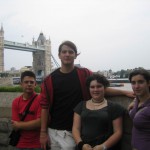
51;54;60;68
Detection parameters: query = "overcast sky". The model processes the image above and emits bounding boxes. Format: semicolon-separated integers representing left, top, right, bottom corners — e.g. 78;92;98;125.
1;0;150;72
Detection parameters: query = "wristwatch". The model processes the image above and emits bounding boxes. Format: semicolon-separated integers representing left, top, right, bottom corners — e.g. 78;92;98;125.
102;144;107;150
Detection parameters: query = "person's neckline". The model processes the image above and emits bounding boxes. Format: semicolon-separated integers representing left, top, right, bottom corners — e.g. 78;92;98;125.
22;93;35;100
59;66;75;74
137;95;150;103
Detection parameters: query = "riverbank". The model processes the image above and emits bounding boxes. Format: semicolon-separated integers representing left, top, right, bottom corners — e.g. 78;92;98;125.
112;83;132;90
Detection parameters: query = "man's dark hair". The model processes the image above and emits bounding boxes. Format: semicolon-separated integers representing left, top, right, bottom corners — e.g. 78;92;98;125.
21;71;36;82
129;69;150;83
58;41;77;54
86;73;110;88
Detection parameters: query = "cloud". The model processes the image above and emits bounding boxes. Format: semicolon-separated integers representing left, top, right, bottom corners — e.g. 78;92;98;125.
0;0;150;71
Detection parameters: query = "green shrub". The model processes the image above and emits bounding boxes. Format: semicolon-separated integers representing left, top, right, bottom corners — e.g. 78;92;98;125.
0;85;41;93
35;86;41;93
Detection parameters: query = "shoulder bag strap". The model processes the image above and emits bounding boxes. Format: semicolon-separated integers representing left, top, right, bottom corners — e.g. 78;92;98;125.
21;94;38;121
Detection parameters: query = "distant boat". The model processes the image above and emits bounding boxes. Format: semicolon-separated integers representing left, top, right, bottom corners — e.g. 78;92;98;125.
109;83;124;87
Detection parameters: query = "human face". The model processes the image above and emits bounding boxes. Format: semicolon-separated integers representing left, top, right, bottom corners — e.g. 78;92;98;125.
131;74;150;97
21;76;36;94
58;45;77;66
89;80;105;100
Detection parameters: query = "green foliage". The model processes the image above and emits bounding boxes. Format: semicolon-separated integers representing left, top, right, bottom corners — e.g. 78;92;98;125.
35;85;41;93
0;85;41;93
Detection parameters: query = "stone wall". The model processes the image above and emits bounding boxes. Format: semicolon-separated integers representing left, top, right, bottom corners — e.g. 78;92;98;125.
0;92;134;150
0;92;21;150
0;78;13;87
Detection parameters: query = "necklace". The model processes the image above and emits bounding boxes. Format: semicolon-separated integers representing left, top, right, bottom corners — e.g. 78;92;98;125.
91;98;105;106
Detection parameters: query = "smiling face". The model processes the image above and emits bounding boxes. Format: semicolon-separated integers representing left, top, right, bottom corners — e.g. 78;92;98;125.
131;74;150;97
89;80;105;100
58;45;77;66
21;76;36;94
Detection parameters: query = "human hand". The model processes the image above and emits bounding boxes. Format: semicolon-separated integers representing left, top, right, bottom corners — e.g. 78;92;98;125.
40;131;50;150
124;91;135;98
93;144;103;150
83;144;93;150
11;120;20;131
128;99;136;111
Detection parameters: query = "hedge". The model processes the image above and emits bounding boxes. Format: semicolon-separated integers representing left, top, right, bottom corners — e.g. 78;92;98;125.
0;85;41;93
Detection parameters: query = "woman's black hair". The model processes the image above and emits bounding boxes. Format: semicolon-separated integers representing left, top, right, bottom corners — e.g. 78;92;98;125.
86;73;110;88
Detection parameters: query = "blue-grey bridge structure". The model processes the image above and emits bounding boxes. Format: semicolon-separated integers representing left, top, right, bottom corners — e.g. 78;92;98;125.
4;40;45;52
0;26;59;76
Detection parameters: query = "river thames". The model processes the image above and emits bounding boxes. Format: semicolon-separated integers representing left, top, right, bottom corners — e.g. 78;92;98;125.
111;83;132;91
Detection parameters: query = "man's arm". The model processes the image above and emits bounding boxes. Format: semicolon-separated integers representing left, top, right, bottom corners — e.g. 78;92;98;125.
40;108;49;150
40;108;48;133
12;118;41;130
105;87;135;98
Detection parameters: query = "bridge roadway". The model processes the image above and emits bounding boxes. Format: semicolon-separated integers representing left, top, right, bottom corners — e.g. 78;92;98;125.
4;40;60;68
4;40;45;52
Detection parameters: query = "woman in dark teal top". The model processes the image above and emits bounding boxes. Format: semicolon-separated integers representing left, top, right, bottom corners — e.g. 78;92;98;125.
72;74;125;150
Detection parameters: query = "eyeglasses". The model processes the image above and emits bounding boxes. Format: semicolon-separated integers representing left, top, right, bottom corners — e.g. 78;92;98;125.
23;81;35;84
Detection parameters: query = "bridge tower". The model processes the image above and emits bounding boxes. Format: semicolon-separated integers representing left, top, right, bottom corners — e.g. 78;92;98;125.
32;33;52;77
0;26;4;72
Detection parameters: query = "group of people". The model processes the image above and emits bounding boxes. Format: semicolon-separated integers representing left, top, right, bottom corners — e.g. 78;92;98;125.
11;41;150;150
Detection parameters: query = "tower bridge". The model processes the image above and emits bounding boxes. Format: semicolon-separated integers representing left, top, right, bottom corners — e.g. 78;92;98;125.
4;40;45;52
0;26;59;76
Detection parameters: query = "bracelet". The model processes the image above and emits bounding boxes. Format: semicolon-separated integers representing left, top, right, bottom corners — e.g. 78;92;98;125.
77;141;85;150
